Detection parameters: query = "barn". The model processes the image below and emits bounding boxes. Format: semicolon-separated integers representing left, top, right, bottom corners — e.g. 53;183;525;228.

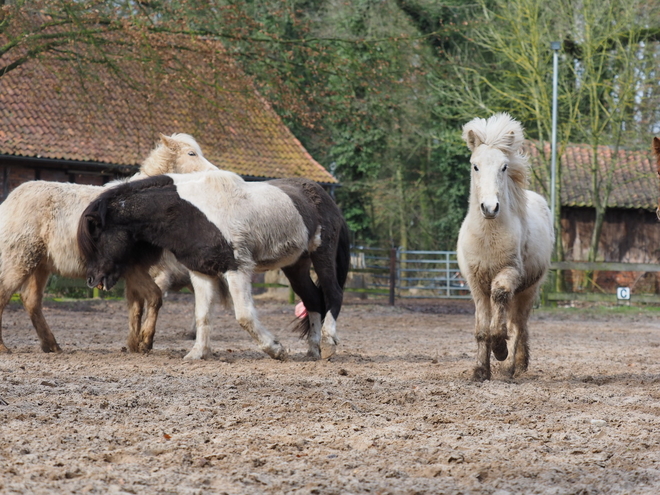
528;141;659;292
0;37;336;200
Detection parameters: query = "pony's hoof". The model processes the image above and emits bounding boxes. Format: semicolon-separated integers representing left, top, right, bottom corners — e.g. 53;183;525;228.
0;343;11;354
266;342;288;361
501;364;517;379
137;343;153;354
41;343;62;353
491;338;508;361
306;347;321;361
184;347;211;360
320;343;336;360
471;366;491;382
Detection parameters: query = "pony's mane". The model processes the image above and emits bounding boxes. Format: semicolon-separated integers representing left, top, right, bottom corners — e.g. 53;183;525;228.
140;133;203;176
462;112;530;189
77;176;176;261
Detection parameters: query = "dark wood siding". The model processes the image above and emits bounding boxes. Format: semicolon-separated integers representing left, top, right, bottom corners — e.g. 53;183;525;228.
560;206;660;292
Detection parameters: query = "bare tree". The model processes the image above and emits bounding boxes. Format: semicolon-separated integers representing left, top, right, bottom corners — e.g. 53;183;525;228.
431;0;660;270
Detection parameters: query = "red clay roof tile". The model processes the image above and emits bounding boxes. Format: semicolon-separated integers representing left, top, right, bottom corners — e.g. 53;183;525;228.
527;141;656;210
0;36;336;184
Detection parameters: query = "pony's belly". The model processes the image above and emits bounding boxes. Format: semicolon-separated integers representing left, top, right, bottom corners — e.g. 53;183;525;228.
253;249;304;272
50;257;87;279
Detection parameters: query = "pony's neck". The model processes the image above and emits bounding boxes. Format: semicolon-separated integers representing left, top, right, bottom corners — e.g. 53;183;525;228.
139;145;171;176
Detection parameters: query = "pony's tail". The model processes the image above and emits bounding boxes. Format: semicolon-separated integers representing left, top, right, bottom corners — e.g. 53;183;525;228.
293;219;351;340
336;220;351;290
293;313;311;339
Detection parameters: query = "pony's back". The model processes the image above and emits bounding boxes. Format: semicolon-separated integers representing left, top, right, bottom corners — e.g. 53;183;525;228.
0;181;102;277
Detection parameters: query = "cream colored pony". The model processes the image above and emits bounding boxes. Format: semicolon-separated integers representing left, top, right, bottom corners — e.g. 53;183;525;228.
0;134;218;354
457;113;554;381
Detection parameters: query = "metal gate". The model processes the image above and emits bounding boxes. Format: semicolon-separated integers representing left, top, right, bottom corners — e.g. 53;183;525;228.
350;247;470;299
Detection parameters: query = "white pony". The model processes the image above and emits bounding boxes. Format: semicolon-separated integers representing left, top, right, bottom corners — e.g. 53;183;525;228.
0;134;220;354
457;113;554;381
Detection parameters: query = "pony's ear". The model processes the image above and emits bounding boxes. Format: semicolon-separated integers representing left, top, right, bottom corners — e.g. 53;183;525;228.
503;130;516;150
462;118;485;151
653;137;660;157
465;130;482;151
160;134;180;151
84;213;103;240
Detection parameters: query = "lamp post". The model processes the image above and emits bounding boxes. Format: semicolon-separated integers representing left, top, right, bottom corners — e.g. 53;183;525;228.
550;41;560;227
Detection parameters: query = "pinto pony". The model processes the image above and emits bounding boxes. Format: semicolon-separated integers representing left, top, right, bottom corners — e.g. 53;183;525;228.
78;171;350;361
457;113;554;381
0;134;218;354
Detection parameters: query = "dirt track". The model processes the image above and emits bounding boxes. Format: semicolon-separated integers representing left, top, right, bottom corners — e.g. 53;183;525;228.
2;294;660;494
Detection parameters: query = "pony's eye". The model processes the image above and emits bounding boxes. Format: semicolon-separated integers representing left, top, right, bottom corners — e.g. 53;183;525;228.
473;164;479;172
502;164;508;172
188;151;197;156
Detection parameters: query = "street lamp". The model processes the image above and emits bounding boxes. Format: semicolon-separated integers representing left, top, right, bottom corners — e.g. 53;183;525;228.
550;41;560;228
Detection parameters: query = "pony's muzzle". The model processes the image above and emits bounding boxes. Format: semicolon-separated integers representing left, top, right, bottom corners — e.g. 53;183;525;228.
480;202;500;219
87;276;106;290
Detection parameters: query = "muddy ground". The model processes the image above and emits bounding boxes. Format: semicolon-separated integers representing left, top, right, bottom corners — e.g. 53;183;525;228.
1;293;660;494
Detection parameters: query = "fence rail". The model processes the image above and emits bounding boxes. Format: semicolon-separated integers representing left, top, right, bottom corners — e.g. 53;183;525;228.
39;252;660;306
349;249;660;305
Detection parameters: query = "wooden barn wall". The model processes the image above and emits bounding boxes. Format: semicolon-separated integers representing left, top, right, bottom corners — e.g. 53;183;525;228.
561;207;660;263
0;163;105;202
561;206;660;292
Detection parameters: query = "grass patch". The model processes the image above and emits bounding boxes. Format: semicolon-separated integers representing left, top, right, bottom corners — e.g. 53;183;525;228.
535;302;660;320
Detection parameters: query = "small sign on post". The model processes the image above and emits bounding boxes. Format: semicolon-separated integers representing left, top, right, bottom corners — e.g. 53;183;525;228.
616;287;631;305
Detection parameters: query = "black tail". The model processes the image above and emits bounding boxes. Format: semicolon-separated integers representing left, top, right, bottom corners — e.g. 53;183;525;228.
293;220;350;340
336;220;351;290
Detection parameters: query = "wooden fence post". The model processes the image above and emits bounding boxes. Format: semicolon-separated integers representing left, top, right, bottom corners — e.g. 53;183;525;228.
389;247;397;306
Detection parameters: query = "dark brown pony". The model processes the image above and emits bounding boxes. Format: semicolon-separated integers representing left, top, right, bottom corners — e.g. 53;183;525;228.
78;170;350;361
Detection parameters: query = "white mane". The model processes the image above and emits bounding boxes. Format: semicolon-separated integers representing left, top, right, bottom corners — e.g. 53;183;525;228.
167;133;204;155
462;112;525;155
139;133;214;177
462;112;530;189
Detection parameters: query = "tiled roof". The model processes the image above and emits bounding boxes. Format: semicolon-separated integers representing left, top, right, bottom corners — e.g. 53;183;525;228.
526;141;657;210
0;36;336;184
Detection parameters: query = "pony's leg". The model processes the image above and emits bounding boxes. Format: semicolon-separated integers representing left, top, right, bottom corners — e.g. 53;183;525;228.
311;254;344;359
502;286;536;378
125;267;163;353
472;292;492;381
306;312;323;359
490;266;520;362
0;281;17;353
225;270;287;360
184;272;219;360
124;273;145;353
184;313;198;341
21;265;61;353
282;258;324;359
0;259;33;353
0;291;12;353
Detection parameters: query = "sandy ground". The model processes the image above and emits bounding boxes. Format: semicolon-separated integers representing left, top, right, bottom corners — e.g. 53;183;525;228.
1;293;660;494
